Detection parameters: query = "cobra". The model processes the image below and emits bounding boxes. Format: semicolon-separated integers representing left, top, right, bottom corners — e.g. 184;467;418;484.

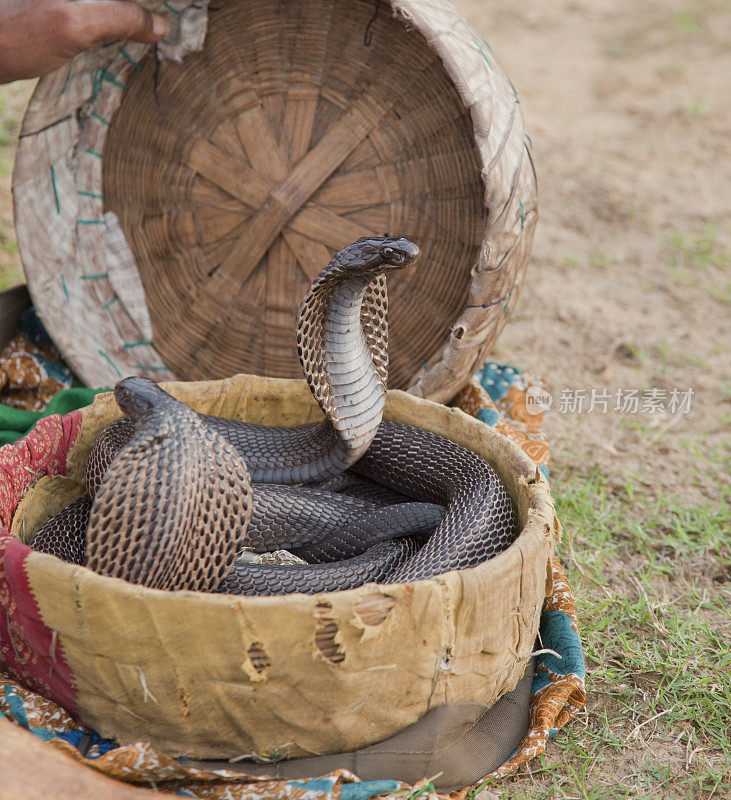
32;236;519;594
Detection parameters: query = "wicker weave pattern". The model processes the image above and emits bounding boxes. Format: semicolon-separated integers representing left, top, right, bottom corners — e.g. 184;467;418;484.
13;0;536;400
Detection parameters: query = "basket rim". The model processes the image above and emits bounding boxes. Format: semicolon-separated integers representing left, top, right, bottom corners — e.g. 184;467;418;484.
17;375;556;605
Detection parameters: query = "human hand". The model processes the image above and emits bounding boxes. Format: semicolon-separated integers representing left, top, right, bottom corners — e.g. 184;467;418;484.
0;0;167;84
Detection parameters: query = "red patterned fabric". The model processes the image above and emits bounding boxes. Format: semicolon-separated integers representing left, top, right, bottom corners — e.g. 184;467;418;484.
0;411;82;716
0;534;79;715
0;412;82;528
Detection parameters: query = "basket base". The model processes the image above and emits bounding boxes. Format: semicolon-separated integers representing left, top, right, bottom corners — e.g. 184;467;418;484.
184;661;534;792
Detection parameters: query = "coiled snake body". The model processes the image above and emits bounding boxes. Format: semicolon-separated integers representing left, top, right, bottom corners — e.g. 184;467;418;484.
32;237;518;594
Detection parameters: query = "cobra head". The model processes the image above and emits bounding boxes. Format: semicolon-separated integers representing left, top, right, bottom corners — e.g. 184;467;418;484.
114;376;174;424
332;236;420;277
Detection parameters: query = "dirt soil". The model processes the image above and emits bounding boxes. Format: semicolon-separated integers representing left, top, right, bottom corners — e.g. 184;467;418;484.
0;0;729;797
454;0;730;506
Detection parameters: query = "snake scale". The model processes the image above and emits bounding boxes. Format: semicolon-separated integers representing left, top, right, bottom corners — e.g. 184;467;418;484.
32;237;519;594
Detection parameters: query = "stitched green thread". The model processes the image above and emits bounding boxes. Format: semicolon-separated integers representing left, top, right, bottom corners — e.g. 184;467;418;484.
60;65;72;94
80;273;108;280
123;341;153;349
503;286;515;315
60;276;69;302
525;133;534;150
119;48;142;70
78;190;105;200
101;296;118;310
472;38;493;71
50;166;60;213
519;198;526;230
77;219;105;225
91;68;126;101
133;365;168;371
98;350;122;378
84;149;102;159
91;112;110;126
99;69;126;89
163;2;180;13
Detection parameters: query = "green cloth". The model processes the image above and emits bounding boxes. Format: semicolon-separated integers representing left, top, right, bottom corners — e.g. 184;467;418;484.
0;387;105;446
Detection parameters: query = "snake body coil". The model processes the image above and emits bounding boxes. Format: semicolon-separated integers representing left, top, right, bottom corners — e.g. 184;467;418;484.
32;236;519;593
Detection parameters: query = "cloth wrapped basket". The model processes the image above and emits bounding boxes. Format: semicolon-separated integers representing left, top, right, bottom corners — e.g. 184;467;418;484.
0;374;557;772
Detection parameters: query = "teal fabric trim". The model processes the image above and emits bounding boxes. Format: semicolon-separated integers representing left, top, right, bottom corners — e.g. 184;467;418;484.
342;781;401;800
17;308;56;351
37;353;72;387
477;361;521;402
532;610;586;696
475;406;500;426
3;686;55;741
284;778;400;800
53;728;117;756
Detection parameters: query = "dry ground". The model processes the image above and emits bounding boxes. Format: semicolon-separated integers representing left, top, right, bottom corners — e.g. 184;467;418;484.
453;1;730;797
0;0;729;797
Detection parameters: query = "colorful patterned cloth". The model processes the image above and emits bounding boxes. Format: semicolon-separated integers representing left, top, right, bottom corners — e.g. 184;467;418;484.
0;309;75;412
455;362;551;478
0;360;585;797
0;307;101;446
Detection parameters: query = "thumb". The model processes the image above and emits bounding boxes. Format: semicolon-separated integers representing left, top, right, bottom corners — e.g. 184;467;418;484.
66;1;167;48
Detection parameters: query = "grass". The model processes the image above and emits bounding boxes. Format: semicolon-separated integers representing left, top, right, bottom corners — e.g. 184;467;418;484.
0;218;21;290
0;82;31;290
558;249;627;272
673;9;701;32
605;1;731;60
486;469;730;799
0;95;21;147
678;99;716;118
668;225;729;273
666;225;730;305
653;344;710;372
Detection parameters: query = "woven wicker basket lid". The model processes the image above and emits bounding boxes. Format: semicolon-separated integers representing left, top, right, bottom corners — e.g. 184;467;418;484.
13;0;536;402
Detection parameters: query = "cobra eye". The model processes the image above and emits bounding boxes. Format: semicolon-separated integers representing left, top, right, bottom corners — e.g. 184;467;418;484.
382;247;394;258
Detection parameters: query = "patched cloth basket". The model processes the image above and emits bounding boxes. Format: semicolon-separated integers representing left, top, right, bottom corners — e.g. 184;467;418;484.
0;375;556;763
12;0;536;402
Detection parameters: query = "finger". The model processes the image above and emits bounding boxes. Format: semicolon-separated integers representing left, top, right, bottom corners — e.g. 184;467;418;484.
64;1;167;49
